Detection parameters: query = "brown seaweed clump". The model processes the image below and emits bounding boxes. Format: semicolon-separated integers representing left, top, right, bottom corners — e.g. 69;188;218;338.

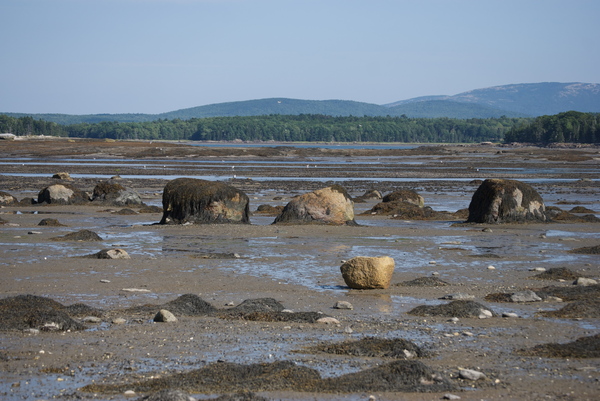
517;334;600;358
51;229;103;241
0;295;93;332
535;285;600;302
302;337;427;359
408;300;496;318
568;244;600;254
398;277;450;287
533;267;582;280
80;360;455;395
537;299;600;318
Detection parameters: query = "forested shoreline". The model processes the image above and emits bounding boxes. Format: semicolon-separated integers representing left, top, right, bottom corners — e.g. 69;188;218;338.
1;112;598;144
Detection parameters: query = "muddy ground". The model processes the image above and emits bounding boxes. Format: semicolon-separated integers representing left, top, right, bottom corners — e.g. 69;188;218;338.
0;137;599;401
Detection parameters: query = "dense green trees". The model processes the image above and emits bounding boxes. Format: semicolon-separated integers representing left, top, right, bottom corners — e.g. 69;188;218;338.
2;113;527;143
504;111;600;144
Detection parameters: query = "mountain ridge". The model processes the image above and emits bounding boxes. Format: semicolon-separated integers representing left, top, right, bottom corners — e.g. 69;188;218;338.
2;82;598;124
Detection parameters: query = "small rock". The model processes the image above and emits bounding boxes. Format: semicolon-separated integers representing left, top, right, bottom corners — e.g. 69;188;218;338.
154;309;178;323
95;248;130;259
448;317;459;323
574;277;597;286
344;326;353;333
478;309;493;319
121;288;151;293
123;389;136;397
459;368;486;381
487;265;496;270
440;293;475;300
530;267;546;272
83;316;102;323
112;318;126;325
28;231;43;235
429;260;437;265
545;296;563;302
100;279;111;283
23;328;40;334
482;228;492;233
334;301;354;310
510;290;542;303
502;312;519;318
443;394;461;400
316;317;340;324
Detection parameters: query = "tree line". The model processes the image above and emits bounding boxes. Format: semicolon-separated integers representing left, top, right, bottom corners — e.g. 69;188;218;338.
504;111;600;144
1;114;528;143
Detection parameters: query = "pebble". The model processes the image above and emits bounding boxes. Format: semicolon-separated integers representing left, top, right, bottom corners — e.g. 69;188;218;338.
121;288;151;293
530;267;546;272
478;309;493;319
344;326;353;334
112;318;127;325
448;317;459;323
429;260;437;265
316;317;340;324
443;394;461;400
574;277;597;286
334;301;353;310
487;265;496;270
23;328;40;334
123;390;136;397
502;312;519;318
83;316;102;323
482;227;492;233
100;279;111;283
28;231;42;235
459;368;486;381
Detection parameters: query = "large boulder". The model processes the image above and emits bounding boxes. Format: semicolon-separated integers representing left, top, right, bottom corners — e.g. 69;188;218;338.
160;178;250;224
37;183;89;205
273;185;356;225
91;180;143;206
0;191;17;206
340;256;395;289
467;179;547;224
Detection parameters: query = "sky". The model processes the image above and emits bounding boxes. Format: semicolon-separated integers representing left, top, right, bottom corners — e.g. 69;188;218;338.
1;0;599;115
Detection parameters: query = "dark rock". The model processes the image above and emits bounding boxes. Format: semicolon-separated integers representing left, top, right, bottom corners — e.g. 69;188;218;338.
517;333;600;358
138;205;163;214
38;218;66;227
113;208;138;215
570;206;596;214
160;178;250;225
408;300;496;318
0;191;17;206
273;185;356;225
466;179;547;223
37;183;89;205
535;284;600;301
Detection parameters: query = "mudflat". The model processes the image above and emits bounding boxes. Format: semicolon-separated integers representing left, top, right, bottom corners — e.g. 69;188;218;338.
0;138;599;401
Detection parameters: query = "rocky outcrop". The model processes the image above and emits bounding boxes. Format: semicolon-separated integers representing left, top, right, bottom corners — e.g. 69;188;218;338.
273;185;356;225
91;180;143;206
467;179;547;223
340;256;395;289
0;191;17;206
37;183;89;205
160;178;250;224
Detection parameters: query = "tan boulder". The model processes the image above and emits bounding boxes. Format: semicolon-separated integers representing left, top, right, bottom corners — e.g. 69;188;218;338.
274;185;356;225
340;256;395;289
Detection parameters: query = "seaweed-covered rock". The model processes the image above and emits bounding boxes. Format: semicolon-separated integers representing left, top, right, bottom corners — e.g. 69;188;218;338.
467;179;547;223
568;244;600;254
38;218;66;226
535;284;600;302
0;294;86;332
408;300;496;318
89;248;131;259
161;294;217;316
0;190;17;206
353;189;382;203
273;185;356;225
533;267;582;280
340;256;395;289
160;178;250;225
382;189;424;207
91;180;144;206
52;229;103;241
254;204;284;215
398;277;450;287
537;299;600;318
37;183;89;205
52;172;72;180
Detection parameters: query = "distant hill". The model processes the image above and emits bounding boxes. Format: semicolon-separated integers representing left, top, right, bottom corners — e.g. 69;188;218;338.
2;82;598;124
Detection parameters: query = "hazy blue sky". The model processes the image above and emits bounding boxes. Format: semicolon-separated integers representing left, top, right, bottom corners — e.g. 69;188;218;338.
2;0;599;114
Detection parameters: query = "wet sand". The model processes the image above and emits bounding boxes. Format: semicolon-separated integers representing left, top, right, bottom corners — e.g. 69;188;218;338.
0;138;599;400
